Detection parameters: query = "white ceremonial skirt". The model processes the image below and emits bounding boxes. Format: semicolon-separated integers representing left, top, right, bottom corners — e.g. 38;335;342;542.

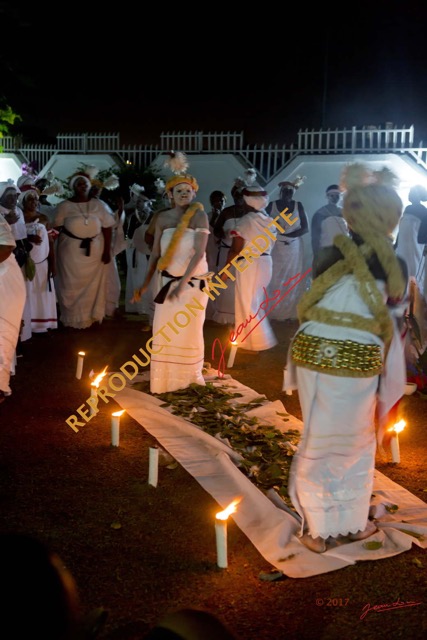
288;367;378;539
150;277;208;394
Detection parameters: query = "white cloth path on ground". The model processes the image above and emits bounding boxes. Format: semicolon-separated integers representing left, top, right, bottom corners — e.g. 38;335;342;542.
114;370;427;578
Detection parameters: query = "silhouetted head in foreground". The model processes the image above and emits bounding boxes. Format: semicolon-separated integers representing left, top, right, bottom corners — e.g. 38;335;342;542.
0;533;81;639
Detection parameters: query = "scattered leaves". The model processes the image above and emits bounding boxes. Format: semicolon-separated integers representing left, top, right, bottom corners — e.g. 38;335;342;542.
154;383;301;511
399;529;425;540
411;558;424;568
258;570;286;582
385;504;399;513
363;541;383;550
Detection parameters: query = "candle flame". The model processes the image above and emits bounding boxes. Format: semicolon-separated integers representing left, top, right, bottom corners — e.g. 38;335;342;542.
216;497;241;521
112;410;125;417
388;419;406;434
78;351;85;356
229;341;238;347
91;366;108;388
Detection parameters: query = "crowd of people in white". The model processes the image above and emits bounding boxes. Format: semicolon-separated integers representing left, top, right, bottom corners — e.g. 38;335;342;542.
1;160;426;405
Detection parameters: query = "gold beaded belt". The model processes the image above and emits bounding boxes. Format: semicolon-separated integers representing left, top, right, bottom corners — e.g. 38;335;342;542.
291;332;383;377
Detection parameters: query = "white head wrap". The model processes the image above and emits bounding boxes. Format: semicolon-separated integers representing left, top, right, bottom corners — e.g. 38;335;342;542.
0;179;20;200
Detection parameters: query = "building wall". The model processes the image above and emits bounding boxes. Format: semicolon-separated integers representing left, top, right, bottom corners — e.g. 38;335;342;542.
2;150;426;267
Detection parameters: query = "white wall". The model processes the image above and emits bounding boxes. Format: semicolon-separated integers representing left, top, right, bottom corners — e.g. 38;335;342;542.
150;153;252;211
3;150;426;268
0;154;24;183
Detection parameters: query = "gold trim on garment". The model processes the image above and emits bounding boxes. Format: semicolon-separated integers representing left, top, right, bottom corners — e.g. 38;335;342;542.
291;332;383;377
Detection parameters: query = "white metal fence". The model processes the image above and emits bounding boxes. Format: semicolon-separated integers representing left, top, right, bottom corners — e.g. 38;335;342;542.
2;125;427;182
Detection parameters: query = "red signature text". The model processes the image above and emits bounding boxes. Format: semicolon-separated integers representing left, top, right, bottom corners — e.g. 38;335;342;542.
211;268;311;377
360;597;422;620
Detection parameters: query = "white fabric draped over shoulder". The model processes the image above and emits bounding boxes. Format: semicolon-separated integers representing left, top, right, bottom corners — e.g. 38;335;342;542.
0;218;26;394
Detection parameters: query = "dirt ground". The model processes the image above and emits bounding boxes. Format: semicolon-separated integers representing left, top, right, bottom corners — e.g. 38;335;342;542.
0;310;426;640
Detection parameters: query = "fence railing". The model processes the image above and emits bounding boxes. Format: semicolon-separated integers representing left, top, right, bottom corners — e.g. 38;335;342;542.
2;126;426;181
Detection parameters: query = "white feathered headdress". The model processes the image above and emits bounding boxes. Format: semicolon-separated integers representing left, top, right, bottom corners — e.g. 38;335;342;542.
154;177;166;194
244;168;257;185
102;174;120;191
41;179;64;197
163;151;189;175
81;165;100;180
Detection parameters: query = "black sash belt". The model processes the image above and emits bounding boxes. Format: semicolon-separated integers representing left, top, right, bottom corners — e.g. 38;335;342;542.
236;253;269;261
154;270;206;304
61;228;96;256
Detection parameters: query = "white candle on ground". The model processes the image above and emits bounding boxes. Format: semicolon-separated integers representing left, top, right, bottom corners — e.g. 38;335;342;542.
390;433;400;464
111;410;125;447
215;518;228;568
282;368;292;394
388;419;405;464
76;351;85;379
89;385;98;417
148;447;159;487
10;350;17;376
227;343;238;368
215;498;241;569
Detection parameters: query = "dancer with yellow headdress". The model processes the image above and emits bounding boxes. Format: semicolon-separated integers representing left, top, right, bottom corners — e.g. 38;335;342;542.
284;163;408;553
132;153;210;393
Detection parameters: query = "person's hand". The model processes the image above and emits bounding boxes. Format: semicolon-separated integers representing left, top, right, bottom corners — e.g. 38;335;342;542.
167;281;185;302
5;209;19;224
131;285;147;303
101;251;111;264
27;233;42;246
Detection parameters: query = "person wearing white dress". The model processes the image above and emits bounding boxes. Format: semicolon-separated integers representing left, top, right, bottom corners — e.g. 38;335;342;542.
0;216;26;401
396;184;427;295
266;178;310;320
310;184;349;261
212;180;252;325
0;180;34;342
18;190;57;334
221;184;278;352
132;169;209;394
53;172;114;329
284;164;408;553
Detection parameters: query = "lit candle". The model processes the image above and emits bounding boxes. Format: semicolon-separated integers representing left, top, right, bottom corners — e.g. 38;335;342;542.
88;367;108;417
111;410;125;447
89;384;98;417
388;419;406;464
10;350;17;376
76;351;85;379
215;498;241;568
227;342;238;368
148;447;159;487
282;368;292;395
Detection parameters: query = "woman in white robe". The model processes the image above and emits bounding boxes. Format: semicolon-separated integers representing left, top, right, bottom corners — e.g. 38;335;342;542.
396;184;427;294
19;190;57;334
284;164;408;553
0;217;26;401
222;185;278;352
54;173;114;329
266;180;309;320
132;170;209;394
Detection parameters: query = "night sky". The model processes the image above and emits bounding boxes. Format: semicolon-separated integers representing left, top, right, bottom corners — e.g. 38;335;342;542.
2;2;427;147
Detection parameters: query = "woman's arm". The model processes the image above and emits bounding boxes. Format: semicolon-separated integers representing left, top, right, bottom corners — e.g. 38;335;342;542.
131;214;163;301
286;202;309;238
145;210;162;250
101;226;112;264
213;209;229;239
0;244;14;263
220;235;244;281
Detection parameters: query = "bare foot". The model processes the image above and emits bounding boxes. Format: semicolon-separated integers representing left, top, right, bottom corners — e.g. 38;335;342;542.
300;533;327;553
348;520;378;541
